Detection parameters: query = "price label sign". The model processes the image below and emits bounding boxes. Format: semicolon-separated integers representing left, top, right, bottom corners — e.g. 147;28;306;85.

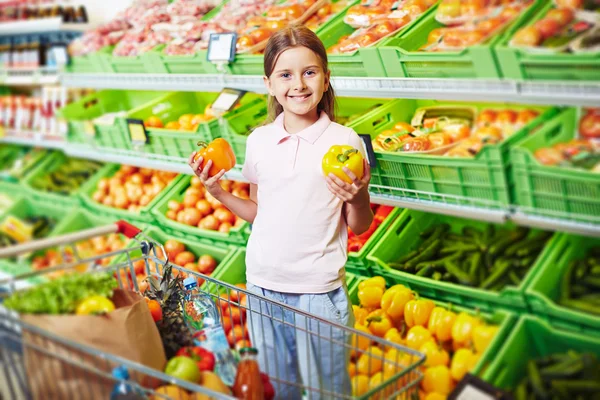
449;374;510;400
207;33;237;63
126;119;148;145
211;88;247;114
358;134;377;167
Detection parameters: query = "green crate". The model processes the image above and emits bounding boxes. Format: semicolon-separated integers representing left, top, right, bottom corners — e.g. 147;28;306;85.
79;163;179;223
151;175;248;244
367;209;557;312
350;274;517;378
524;233;600;335
66;50;110;73
348;206;401;267
98;46;160;74
482;316;600;389
495;2;600;81
348;99;554;208
0;146;48;196
58;90;166;150
511;108;600;223
378;1;546;79
22;152;101;208
127;92;265;159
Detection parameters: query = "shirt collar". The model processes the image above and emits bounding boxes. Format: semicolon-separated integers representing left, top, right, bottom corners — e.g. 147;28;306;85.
273;112;331;145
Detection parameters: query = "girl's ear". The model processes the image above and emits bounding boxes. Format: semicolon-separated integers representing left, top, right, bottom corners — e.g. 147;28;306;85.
263;76;274;96
324;69;331;92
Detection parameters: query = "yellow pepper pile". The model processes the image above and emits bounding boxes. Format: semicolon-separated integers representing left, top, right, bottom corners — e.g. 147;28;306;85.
350;276;500;400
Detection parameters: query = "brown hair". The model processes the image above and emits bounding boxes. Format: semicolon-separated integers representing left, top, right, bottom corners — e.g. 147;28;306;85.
263;24;336;123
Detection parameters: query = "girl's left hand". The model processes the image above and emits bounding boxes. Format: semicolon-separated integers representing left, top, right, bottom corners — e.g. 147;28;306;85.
326;159;371;205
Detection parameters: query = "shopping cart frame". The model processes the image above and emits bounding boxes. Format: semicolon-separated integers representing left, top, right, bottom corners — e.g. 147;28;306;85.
0;221;424;400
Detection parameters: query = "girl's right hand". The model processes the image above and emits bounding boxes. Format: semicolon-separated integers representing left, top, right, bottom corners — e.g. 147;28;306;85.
188;152;227;197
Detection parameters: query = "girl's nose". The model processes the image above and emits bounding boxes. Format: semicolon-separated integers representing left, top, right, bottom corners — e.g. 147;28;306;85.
293;76;306;91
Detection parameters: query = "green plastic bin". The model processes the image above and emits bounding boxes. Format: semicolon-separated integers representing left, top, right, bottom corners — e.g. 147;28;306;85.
0;146;48;196
482;316;600;389
350;275;517;378
378;1;546;79
495;2;600;81
348;99;554;208
127;92;266;159
525;233;600;335
67;50;110;73
348;206;401;268
58;90;166;150
79;163;179;223
151;175;248;244
367;209;557;312
511;108;600;223
98;46;161;74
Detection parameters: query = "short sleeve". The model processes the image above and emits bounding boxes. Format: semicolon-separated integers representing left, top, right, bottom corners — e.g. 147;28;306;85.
241;134;258;184
348;129;368;159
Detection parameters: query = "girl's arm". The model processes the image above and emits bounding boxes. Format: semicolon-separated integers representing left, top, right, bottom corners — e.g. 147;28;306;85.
188;154;258;223
343;193;373;235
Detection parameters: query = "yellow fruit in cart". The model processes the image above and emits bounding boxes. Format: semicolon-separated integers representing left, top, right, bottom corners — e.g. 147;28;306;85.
351;374;370;397
357;346;383;376
152;385;190;400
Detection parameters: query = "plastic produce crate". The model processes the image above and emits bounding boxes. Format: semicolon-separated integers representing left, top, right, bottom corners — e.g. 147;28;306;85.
67;50;109;73
511;108;600;223
350;275;517;378
22;151;95;209
348;206;401;268
378;1;545;79
151;175;248;244
367;209;558;312
482;316;600;390
79;163;179;223
127;92;265;159
525;233;600;335
58;90;166;150
97;46;162;74
348;99;554;208
495;2;600;81
0;146;47;196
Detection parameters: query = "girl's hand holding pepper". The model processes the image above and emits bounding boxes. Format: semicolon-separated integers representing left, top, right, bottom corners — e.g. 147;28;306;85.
187;153;226;197
325;159;371;205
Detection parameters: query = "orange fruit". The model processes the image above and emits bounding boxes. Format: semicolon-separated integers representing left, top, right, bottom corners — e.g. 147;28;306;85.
164;121;180;130
152;385;189;400
237;35;255;50
144;116;163;128
178;113;194;126
250;28;272;44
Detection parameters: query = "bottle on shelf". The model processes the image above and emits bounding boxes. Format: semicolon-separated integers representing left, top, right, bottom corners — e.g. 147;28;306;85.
109;366;146;400
181;276;238;386
233;348;264;400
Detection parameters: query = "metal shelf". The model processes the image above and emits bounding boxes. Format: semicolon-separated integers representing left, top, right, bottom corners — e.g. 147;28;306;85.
0;17;90;36
1;134;598;236
0;68;60;86
60;73;600;106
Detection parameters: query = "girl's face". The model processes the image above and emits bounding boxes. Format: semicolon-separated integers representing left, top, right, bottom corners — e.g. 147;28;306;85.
264;46;330;120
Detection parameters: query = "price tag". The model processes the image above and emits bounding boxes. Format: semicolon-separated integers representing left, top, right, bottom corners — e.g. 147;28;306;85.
52;46;69;67
358;134;377;167
84;120;95;137
207;33;237;63
211;88;246;114
450;374;510;400
126;119;148;145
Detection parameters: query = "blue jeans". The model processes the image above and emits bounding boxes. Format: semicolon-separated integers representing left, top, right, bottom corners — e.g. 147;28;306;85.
245;282;355;400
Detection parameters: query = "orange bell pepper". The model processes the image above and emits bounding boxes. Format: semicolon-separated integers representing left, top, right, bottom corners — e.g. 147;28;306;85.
193;138;236;177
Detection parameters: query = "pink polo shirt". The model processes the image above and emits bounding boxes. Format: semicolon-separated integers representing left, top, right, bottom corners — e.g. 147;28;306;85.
242;112;366;294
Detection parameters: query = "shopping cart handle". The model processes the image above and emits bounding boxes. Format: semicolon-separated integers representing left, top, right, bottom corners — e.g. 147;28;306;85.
115;220;142;239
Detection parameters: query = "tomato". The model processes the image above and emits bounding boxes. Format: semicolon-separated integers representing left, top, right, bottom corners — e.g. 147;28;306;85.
451;312;481;345
516;109;540;126
145;298;163;322
534;18;561;40
422;365;453;395
546;8;575;26
174;251;195;266
496;110;518;125
472;324;499;353
476;110;497;126
427;307;457;342
512;26;542;47
356;346;383;376
175;346;216;372
403;137;432;152
420;341;450;367
366;309;393;337
404;299;435;328
406;325;433;350
579;108;600;139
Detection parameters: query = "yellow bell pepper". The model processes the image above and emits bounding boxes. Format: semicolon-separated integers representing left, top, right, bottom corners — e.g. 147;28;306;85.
404;298;435;328
322;145;365;184
405;325;433;350
420;341;450;368
451;312;481;345
472;324;499;353
358;285;384;309
358;276;386;292
427;307;457;343
366;309;393;338
381;285;414;320
422;365;453;395
450;348;475;381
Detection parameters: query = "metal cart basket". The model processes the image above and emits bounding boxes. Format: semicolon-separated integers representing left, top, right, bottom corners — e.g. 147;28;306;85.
0;221;424;400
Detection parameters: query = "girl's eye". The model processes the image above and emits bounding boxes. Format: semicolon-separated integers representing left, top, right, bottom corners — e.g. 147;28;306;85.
304;70;316;76
280;73;291;78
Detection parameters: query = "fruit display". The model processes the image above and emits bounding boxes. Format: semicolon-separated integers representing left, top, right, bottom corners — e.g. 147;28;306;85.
578;107;600;139
143;105;215;131
329;0;437;54
29;158;103;196
389;224;551;290
556;248;600;315
512;351;600;400
164;177;247;234
348;205;395;253
424;1;532;51
436;0;524;25
372;106;540;157
533;138;599;171
350;277;501;398
90;165;178;212
555;0;600;13
510;7;595;51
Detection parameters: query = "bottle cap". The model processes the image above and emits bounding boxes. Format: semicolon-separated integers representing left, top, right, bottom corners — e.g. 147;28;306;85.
183;276;197;290
239;347;258;355
112;365;129;380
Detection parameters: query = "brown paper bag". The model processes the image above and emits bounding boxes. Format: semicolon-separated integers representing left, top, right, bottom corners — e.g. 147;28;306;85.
21;289;167;400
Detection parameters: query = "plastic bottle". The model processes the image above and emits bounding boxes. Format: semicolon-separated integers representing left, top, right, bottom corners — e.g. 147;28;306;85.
181;276;238;386
110;366;146;400
233;348;264;400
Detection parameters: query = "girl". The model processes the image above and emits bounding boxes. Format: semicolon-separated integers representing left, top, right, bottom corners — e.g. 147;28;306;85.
188;25;373;399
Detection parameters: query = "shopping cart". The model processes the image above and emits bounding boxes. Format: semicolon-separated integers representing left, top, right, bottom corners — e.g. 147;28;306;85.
0;221;424;400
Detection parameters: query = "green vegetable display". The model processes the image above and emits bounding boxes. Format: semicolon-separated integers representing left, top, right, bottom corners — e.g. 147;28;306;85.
30;158;103;195
389;224;552;291
4;272;118;315
515;351;600;400
559;248;600;316
0;216;56;248
0;148;45;182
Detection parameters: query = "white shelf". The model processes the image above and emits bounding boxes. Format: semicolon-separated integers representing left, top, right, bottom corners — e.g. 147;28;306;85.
1;134;599;236
0;68;60;86
60;73;600;106
0;17;90;36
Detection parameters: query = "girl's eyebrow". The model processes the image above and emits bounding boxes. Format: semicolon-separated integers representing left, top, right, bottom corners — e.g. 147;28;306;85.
274;68;291;74
273;65;321;74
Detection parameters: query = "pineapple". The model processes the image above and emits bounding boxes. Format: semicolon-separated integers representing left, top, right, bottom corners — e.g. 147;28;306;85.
145;263;193;358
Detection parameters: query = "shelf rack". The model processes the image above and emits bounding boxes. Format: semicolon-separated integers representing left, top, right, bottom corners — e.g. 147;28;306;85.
0;68;60;86
0;17;90;36
1;134;598;237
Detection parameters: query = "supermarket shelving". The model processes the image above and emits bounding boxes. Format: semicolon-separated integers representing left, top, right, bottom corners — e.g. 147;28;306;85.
2;133;599;237
60;73;600;107
0;68;60;86
0;17;90;36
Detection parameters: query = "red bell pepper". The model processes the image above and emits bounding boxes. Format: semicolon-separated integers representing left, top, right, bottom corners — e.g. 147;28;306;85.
261;372;275;400
175;346;216;372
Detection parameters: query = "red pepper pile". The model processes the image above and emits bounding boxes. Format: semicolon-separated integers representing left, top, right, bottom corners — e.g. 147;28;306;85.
348;205;395;253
